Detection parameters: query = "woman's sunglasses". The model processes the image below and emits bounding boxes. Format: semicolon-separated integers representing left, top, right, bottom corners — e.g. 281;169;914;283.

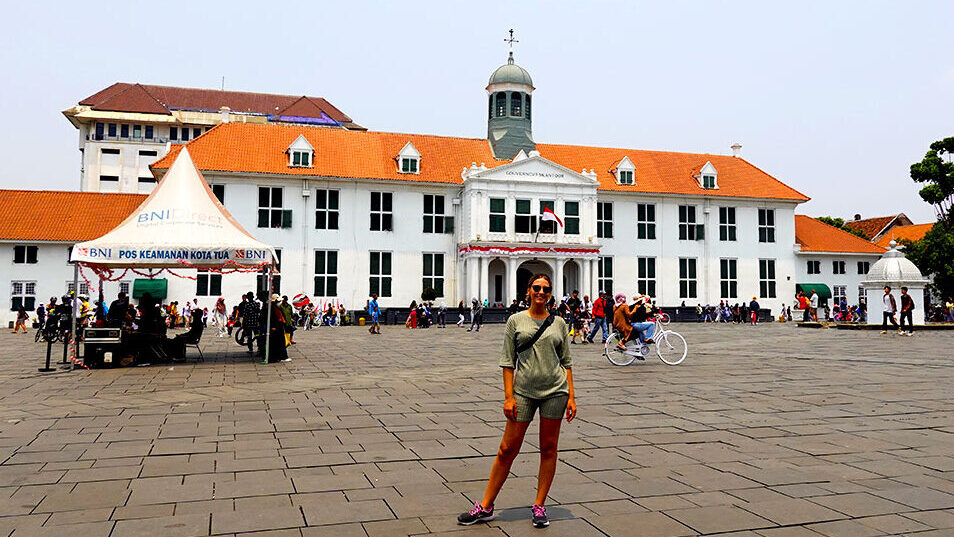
531;285;552;294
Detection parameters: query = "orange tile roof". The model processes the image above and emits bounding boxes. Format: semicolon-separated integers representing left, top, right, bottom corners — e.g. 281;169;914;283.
0;190;146;242
153;123;810;201
843;215;899;239
795;215;886;254
874;223;933;248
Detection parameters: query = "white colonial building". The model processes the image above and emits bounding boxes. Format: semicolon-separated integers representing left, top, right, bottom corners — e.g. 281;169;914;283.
10;52;905;324
793;215;886;308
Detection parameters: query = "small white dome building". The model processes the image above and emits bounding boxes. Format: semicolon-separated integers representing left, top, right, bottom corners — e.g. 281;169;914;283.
863;241;930;325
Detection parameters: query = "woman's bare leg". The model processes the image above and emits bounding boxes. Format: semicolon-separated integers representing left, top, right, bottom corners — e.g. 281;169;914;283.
534;417;563;506
480;419;531;508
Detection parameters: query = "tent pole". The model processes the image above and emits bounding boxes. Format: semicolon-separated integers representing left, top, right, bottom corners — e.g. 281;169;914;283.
264;267;272;364
70;263;79;368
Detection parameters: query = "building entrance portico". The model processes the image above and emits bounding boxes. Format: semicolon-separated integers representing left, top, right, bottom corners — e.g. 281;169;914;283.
459;243;600;306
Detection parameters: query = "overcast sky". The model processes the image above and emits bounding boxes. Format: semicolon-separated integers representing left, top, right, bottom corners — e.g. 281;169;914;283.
1;1;950;223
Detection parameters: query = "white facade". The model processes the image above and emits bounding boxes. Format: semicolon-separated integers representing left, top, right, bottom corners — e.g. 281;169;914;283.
1;242;130;325
794;251;883;307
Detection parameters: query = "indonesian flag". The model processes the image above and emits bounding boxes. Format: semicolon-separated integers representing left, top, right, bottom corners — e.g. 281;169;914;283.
541;207;563;227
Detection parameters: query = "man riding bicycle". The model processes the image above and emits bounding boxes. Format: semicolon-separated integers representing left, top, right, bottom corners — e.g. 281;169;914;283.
612;294;656;351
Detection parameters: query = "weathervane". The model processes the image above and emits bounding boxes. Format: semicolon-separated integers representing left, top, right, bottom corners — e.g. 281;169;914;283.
504;29;518;64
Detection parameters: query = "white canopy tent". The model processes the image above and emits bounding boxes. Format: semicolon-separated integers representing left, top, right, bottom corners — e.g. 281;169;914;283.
69;148;279;363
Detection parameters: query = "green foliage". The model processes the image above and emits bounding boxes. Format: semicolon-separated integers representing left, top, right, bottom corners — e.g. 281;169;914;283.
420;287;438;302
910;137;954;222
816;216;870;239
901;222;954;300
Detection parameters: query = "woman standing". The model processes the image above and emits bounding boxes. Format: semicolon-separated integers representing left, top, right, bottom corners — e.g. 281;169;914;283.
458;274;576;528
456;300;466;327
213;297;228;337
12;306;29;333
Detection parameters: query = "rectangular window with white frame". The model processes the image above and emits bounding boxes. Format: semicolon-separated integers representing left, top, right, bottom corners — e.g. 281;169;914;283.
833;260;846;274
315;189;339;230
857;261;870;275
637;257;655;296
720;258;738;299
833;285;847;304
719;207;737;241
422;253;444;297
400;157;418;173
196;270;222;297
637;203;655;240
423;194;445;233
618;170;634;185
807;260;821;274
597;202;613;239
858;286;866;303
258;187;288;228
539;200;556;234
369;251;392;297
119;281;131;295
489;198;506;233
597;256;613;294
291;149;311;167
679;258;698;298
211;184;225;204
679;205;702;240
515;199;535;234
13;245;38;264
564;201;580;235
314;250;338;297
759;259;777;298
10;281;36;311
758;208;776;243
370;192;393;231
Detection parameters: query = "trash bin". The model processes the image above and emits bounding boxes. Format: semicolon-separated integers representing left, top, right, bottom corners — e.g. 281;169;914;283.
358;317;366;326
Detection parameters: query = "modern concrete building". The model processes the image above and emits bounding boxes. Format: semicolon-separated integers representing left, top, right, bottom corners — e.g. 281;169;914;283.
62;84;362;194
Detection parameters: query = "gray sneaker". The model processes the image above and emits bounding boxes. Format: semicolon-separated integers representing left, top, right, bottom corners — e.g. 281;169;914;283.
458;502;494;525
531;504;549;528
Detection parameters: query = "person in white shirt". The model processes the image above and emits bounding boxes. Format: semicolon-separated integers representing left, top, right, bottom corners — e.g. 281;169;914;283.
809;290;819;321
880;286;899;334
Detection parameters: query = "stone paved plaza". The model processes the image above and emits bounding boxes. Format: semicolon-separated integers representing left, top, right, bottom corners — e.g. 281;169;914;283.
0;323;953;537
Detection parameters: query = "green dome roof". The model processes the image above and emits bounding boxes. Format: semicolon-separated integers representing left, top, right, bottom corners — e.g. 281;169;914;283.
488;55;533;87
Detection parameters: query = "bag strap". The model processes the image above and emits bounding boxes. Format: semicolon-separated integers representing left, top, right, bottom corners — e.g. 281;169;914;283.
513;314;555;369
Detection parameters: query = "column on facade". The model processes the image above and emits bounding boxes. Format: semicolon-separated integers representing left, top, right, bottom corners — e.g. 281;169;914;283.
588;259;598;295
466;256;479;302
581;258;591;299
479;256;489;303
555;258;565;299
506;256;518;305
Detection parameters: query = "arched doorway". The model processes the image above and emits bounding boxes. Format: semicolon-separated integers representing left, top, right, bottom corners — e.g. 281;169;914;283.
562;259;581;298
517;260;552;302
487;258;507;307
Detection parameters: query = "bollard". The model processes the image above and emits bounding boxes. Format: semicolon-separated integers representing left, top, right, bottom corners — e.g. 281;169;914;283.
39;339;55;372
61;336;69;364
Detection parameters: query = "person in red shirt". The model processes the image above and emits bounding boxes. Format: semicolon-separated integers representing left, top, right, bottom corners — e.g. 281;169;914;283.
585;290;611;344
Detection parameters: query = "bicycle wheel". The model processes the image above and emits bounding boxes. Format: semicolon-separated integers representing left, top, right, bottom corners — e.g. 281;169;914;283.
658;313;670;325
35;328;42;343
604;332;637;366
233;327;245;345
655;330;687;365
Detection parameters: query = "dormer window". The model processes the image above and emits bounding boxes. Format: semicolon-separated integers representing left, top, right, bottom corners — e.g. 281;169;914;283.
397;141;421;174
292;150;311;167
287;134;314;168
697;161;718;189
614;156;636;185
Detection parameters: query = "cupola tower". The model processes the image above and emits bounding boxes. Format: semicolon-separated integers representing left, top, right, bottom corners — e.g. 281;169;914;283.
487;30;535;160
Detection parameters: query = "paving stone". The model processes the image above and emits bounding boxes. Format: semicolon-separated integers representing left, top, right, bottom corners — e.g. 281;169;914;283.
588;511;697;537
741;498;844;526
14;520;115;537
211;506;304;534
665;505;774;534
300;498;393;525
810;492;913;517
112;513;210;537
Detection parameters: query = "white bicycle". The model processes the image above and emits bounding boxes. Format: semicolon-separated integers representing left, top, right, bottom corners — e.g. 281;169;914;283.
603;315;687;366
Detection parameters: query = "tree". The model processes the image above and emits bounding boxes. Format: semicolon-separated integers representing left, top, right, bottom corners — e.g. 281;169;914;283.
899;222;954;300
905;137;954;300
816;216;870;239
910;137;954;222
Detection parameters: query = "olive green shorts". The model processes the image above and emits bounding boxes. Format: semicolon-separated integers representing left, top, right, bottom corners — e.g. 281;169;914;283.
513;393;569;422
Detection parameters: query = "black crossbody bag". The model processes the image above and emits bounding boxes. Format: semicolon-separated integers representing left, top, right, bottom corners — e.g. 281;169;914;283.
513;314;555;370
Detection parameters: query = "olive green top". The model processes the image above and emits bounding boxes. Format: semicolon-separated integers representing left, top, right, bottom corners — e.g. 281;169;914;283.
499;311;572;399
